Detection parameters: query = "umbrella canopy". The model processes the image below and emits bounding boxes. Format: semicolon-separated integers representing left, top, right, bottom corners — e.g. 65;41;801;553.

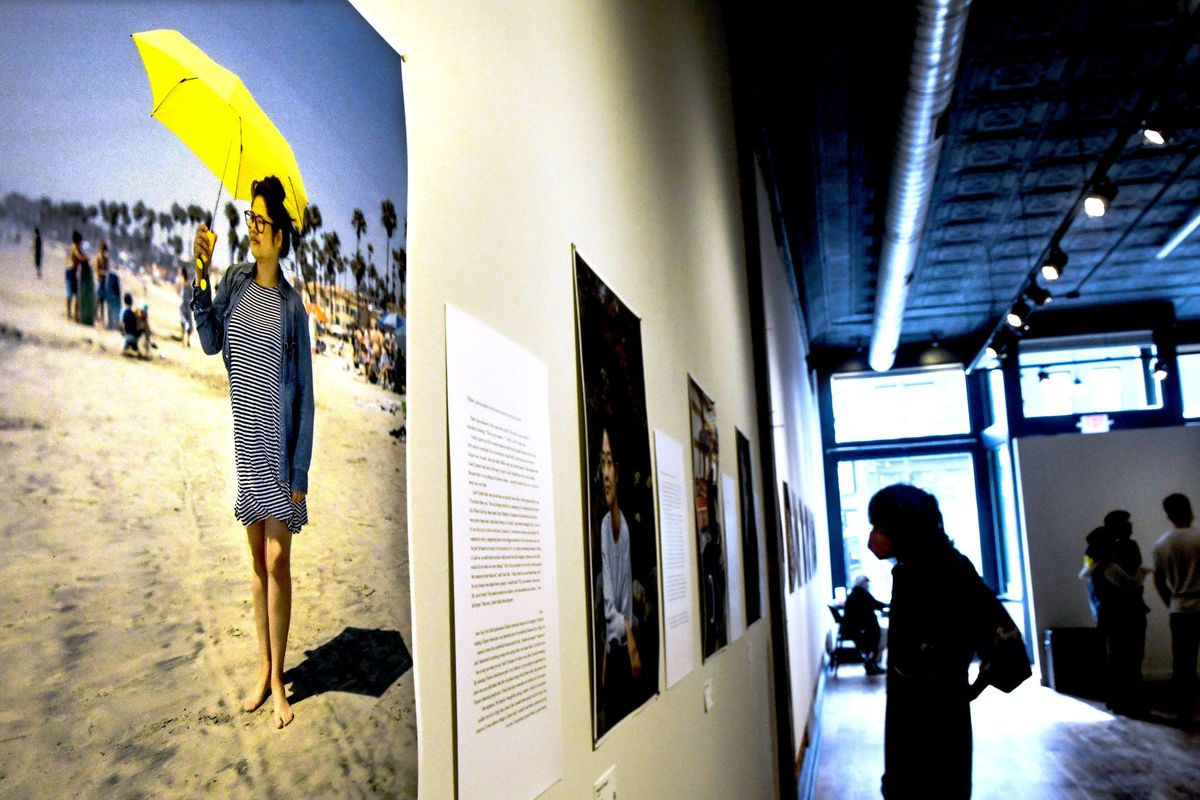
305;302;328;324
131;29;307;230
377;312;405;332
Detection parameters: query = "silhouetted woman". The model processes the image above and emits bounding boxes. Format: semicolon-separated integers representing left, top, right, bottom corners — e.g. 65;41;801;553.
867;484;999;799
192;176;314;729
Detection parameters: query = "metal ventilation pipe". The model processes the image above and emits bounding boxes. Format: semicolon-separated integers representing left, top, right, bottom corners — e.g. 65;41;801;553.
868;0;972;372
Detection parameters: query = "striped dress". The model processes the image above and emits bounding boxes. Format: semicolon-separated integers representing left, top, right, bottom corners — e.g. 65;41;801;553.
228;280;308;533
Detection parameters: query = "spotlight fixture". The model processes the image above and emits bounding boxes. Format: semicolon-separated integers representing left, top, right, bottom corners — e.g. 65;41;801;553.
1037;369;1051;383
1040;246;1068;281
1006;300;1030;328
985;344;999;361
1142;123;1172;146
1083;176;1118;218
1026;284;1052;306
1152;359;1169;381
1141;107;1174;146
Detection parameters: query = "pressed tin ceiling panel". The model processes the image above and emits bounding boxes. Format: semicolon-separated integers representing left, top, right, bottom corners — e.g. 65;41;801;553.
742;0;1200;353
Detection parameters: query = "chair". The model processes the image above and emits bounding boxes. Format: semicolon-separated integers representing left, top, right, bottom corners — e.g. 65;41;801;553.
827;604;861;678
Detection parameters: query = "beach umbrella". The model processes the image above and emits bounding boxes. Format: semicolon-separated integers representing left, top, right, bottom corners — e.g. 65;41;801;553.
377;312;405;332
131;29;307;283
305;302;328;324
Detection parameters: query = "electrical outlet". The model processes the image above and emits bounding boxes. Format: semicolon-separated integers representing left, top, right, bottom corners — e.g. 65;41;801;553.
704;679;714;712
594;765;617;800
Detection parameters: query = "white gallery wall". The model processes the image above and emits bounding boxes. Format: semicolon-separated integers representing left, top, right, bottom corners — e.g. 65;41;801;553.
351;1;821;797
1015;425;1200;679
756;163;832;759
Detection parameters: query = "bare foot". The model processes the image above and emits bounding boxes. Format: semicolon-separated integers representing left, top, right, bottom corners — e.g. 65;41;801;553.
271;682;294;729
242;666;271;713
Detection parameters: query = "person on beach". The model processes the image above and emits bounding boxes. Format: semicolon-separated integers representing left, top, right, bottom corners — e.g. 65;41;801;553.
94;241;110;327
66;231;85;321
77;239;96;327
33;227;42;280
192;176;314;730
105;266;122;331
136;303;153;357
121;292;139;355
178;265;194;348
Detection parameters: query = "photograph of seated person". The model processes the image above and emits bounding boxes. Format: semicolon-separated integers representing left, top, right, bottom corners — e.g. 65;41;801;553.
843;574;888;675
599;426;641;725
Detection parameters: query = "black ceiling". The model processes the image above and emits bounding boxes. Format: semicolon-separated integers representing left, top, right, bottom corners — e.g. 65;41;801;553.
731;0;1200;363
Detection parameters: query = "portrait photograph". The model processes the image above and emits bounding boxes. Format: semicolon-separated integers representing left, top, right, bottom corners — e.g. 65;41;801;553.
0;3;414;796
735;429;761;625
574;250;660;742
688;375;728;659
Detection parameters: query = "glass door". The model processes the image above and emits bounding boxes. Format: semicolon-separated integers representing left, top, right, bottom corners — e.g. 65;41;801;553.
837;452;983;601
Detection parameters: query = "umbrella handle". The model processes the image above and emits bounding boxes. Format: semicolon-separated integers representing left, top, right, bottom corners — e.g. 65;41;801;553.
195;229;218;291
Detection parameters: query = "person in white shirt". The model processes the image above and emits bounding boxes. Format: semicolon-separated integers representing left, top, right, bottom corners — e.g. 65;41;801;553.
599;427;641;723
1153;493;1200;727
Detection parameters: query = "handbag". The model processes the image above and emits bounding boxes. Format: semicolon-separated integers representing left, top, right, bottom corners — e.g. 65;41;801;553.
972;584;1032;694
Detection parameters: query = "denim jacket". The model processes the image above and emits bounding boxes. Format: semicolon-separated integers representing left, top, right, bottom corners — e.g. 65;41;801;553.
192;262;314;494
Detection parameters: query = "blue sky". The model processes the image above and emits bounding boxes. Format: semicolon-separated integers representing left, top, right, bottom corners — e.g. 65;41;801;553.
0;0;407;270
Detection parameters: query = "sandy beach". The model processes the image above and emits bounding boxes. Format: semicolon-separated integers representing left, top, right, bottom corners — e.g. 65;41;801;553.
0;242;415;799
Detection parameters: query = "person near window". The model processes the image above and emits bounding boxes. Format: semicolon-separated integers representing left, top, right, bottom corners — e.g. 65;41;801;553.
1153;493;1200;728
843;574;887;675
867;483;1020;800
1080;523;1151;717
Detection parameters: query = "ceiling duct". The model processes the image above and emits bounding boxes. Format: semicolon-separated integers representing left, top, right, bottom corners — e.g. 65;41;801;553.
868;0;972;372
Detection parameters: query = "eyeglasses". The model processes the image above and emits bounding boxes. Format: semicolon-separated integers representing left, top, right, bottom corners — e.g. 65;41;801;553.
244;209;276;234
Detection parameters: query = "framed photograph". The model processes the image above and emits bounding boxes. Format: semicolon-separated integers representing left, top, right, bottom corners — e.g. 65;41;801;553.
688;376;728;659
574;250;660;742
735;430;761;625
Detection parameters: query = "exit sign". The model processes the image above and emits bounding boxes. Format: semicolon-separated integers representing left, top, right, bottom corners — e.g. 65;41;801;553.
1077;414;1111;434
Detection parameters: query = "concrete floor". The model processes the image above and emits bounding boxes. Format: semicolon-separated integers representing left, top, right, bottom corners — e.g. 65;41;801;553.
814;664;1200;800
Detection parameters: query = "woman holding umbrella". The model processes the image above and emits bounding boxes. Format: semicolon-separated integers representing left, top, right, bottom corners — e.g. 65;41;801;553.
192;175;314;730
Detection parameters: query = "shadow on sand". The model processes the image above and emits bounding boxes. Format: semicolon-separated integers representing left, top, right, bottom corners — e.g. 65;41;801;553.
284;627;412;705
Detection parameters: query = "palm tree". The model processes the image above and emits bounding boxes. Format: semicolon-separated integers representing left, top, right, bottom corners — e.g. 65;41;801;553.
224;201;240;266
143;213;156;262
237;234;249;263
106;202;121;243
158;211;172;254
322;231;341;319
380;199;397;301
393;246;407;313
301;204;323;303
186;203;203;239
133;200;146;223
351;208;366;258
351;251;367;323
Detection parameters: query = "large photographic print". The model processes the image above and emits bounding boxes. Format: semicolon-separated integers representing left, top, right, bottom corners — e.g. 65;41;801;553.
574;251;660;742
688;376;728;659
0;4;414;797
735;430;761;625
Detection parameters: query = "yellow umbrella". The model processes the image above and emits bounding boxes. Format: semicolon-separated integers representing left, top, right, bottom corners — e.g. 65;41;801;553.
131;29;307;281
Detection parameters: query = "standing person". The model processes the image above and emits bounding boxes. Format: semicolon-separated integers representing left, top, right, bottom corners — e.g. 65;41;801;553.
76;236;95;326
33;227;42;280
66;231;85;321
192;175;314;730
94;241;110;327
1105;509;1144;578
1081;526;1151;716
105;265;123;331
599;425;641;728
1153;493;1200;728
866;483;1027;800
178;265;194;347
843;575;888;675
